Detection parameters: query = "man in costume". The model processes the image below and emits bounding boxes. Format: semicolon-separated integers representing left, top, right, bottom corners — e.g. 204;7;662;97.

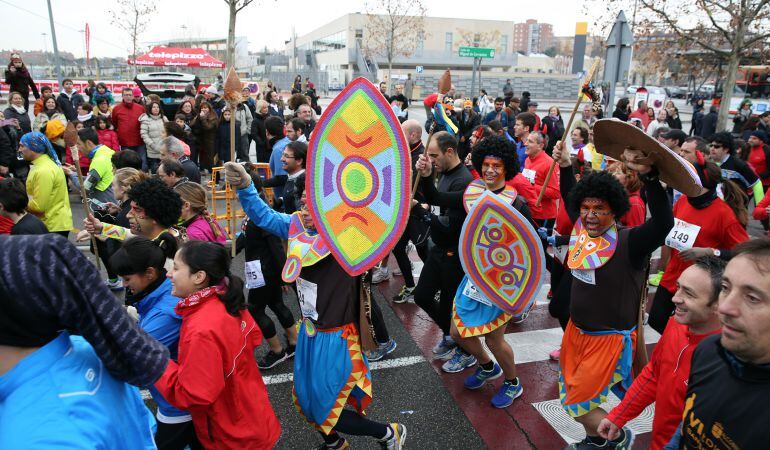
416;135;539;406
225;161;406;450
598;257;723;449
551;137;674;449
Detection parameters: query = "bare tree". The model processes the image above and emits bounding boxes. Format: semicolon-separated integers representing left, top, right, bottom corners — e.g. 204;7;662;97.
108;0;156;77
588;0;770;131
363;0;427;87
223;0;256;69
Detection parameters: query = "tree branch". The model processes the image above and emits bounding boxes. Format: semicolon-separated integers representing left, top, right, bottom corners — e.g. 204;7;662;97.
638;0;731;55
698;0;732;42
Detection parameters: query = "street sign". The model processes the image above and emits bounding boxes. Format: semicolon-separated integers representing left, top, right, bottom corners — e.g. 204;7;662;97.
416;65;424;73
603;10;634;113
459;46;495;58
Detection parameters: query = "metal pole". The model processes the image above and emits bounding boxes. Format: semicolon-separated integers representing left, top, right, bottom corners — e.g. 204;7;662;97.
470;57;477;100
478;58;483;93
46;0;63;88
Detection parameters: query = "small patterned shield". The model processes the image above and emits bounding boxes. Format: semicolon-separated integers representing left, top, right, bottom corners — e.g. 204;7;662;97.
305;77;411;276
459;190;546;315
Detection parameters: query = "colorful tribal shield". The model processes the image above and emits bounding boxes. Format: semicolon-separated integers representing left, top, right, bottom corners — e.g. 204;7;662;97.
305;77;411;276
459;190;546;315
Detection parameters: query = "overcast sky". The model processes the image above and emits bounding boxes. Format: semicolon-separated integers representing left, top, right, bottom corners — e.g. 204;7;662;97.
0;0;590;58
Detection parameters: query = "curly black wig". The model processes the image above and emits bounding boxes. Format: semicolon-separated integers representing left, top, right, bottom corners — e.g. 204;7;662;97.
567;171;630;218
471;135;519;181
127;177;183;228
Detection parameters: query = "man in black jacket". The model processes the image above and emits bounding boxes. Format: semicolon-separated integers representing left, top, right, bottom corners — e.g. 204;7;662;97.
56;79;85;121
698;106;718;139
708;131;762;202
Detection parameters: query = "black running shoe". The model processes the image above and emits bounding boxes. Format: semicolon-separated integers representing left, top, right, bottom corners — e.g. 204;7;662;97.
258;350;288;370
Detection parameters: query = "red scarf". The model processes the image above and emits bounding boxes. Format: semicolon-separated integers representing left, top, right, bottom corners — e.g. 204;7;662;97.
175;284;225;315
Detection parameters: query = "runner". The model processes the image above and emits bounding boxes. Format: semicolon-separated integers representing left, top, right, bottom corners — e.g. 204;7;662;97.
648;160;749;334
416;135;535;407
551;137;674;450
156;240;281;449
173;182;226;244
598;257;723;449
110;236;203;449
225;161;407;450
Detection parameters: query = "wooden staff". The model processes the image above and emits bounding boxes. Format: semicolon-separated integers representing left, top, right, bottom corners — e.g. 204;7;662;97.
411;69;452;200
223;68;242;257
64;123;101;270
411;121;436;198
536;59;600;207
633;257;652;376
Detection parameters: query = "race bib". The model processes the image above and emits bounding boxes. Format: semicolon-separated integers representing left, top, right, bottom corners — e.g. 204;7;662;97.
244;260;266;289
572;268;596;285
462;278;493;307
665;219;701;252
296;277;319;321
522;168;537;185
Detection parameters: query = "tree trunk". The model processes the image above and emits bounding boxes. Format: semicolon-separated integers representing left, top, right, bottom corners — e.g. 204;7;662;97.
716;10;746;132
227;2;237;70
131;10;139;78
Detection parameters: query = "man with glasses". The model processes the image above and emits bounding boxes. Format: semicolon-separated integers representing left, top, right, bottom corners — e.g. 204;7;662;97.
708;131;763;203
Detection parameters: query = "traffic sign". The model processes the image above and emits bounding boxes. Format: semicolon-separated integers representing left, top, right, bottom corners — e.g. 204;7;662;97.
416;65;424;73
459;46;495;58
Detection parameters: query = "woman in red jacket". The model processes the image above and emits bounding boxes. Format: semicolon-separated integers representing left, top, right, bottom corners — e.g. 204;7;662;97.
95;116;121;151
155;241;281;450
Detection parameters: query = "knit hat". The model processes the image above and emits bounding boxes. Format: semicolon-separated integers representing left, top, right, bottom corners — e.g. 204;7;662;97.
44;119;65;141
0;235;170;386
20;131;61;165
751;130;768;144
10;53;21;63
463;98;472;108
132;87;142;98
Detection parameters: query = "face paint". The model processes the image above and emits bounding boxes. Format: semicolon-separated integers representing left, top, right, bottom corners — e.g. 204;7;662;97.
481;156;506;189
579;198;615;236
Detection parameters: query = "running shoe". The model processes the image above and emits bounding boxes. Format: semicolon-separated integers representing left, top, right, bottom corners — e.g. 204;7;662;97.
378;423;407;450
392;285;414;304
609;427;635;450
257;349;288;370
313;436;349;450
648;271;663;286
366;339;398;362
464;363;503;389
106;278;124;291
564;436;612;449
432;335;457;360
286;344;296;358
549;347;561;361
372;267;391;284
511;311;529;324
441;348;477;373
491;378;523;408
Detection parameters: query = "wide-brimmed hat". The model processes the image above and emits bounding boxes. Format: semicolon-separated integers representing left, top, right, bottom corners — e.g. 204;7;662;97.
593;118;702;197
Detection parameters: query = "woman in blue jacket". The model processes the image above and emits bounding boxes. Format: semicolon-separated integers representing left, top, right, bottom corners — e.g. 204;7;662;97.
111;235;203;450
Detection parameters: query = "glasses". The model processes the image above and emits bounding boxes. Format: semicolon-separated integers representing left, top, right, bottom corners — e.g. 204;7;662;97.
709;143;723;149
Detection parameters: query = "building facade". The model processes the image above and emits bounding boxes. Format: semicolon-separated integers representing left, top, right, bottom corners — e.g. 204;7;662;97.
512;19;554;54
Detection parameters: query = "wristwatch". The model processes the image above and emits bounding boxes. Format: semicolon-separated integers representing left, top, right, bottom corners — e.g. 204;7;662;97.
713;249;721;257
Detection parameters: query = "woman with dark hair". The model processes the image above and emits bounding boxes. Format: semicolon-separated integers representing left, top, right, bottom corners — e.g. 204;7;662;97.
174;182;225;243
4;53;39;110
266;90;284;119
95;116;120;151
458;99;481;158
4;91;32;135
291;74;303;94
156;240;281;450
140;100;168;173
191;101;218;171
215;107;241;167
90;82;115;106
612;97;631;122
32;95;67;134
110;236;203;450
542;106;565;154
608;162;646;227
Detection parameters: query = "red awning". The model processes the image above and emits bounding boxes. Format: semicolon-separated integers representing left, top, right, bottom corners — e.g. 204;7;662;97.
128;46;225;68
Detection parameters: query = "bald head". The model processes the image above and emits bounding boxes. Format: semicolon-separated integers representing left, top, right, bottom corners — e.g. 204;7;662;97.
401;119;422;145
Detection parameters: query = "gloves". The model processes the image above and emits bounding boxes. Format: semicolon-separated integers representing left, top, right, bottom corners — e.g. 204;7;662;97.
224;162;252;190
537;227;549;240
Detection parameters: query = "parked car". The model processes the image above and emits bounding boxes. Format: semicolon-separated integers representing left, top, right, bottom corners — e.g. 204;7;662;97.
666;86;688;99
626;85;639;95
134;72;201;119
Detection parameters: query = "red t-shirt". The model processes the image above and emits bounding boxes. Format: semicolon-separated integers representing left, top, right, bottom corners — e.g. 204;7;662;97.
620;190;646;228
748;145;769;187
660;196;749;293
523;151;559;220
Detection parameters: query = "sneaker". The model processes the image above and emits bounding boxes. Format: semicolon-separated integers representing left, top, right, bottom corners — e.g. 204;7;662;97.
441;348;477;373
609;427;635;450
464;363;503;389
257;349;289;370
372;267;391;284
313;436;349;450
366;339;397;362
564;438;608;449
392;285;414;304
648;271;663;286
511;311;529;324
491;378;524;408
549;347;561;361
432;335;457;360
286;344;296;358
378;423;407;450
106;278;124;291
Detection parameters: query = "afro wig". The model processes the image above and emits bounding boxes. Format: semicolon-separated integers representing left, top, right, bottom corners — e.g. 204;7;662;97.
127;177;183;228
471;135;520;181
567;171;630;218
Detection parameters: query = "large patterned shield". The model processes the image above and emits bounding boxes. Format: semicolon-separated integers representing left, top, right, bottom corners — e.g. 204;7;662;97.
459;191;546;315
306;77;411;276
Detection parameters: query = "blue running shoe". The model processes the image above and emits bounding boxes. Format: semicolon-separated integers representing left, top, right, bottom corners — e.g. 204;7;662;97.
441;348;477;373
491;378;523;408
366;339;397;362
464;364;503;389
432;335;457;360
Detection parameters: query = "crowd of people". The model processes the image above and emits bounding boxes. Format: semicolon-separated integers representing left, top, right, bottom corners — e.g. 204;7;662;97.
2;49;770;450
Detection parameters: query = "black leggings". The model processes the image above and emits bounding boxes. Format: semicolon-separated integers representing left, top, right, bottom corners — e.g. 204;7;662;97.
370;294;390;345
391;230;427;288
413;248;464;335
649;286;675;334
247;281;295;340
321;409;388;443
155;421;203;450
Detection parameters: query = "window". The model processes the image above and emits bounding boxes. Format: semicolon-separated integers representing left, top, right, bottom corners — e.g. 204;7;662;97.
500;35;508;56
445;32;453;53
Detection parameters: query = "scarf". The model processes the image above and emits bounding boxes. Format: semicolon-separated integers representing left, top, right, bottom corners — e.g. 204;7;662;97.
0;235;169;387
78;112;93;122
687;188;718;209
11;104;25;115
175;281;227;314
20;131;61;166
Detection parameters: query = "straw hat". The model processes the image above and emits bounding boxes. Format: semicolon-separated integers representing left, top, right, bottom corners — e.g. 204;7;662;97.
593;118;702;197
